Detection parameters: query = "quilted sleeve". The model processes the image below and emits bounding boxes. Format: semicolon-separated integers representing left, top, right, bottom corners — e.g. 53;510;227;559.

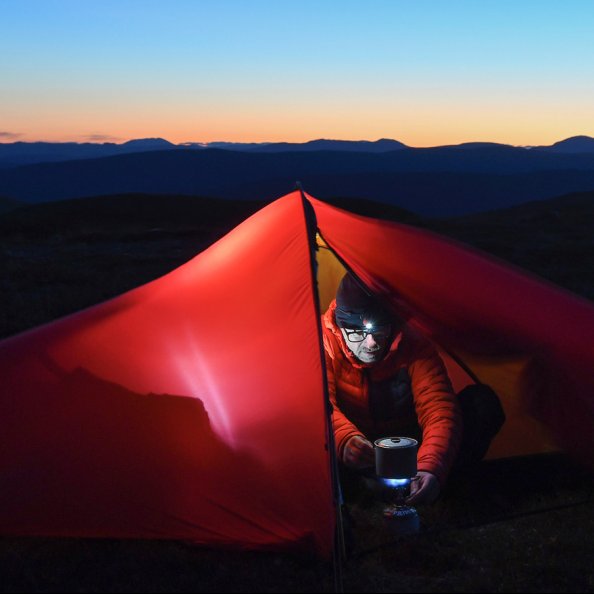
324;344;365;463
409;340;462;486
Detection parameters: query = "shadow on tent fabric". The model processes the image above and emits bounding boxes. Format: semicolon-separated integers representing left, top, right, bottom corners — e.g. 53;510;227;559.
1;359;317;551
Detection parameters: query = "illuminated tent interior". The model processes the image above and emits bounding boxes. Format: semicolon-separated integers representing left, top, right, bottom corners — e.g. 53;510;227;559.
1;190;593;556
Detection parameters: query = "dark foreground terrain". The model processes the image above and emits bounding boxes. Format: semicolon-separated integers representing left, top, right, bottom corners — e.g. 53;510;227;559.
1;454;592;593
1;191;593;592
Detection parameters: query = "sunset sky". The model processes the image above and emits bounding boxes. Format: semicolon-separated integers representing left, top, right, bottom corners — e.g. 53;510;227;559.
2;0;594;147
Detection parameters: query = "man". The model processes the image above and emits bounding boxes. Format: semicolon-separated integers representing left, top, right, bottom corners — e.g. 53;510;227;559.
322;273;504;504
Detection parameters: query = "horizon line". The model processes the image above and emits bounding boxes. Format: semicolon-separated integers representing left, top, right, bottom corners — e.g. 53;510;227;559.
2;134;593;149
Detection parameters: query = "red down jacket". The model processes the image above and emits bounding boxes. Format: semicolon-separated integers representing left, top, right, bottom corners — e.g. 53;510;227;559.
322;300;463;486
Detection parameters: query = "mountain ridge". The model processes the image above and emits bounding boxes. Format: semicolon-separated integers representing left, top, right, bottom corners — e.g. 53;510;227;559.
2;135;594;168
2;147;594;216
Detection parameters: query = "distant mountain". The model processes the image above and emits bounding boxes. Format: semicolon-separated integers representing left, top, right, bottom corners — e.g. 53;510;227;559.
246;138;408;152
2;136;594;217
535;135;594;153
3;147;594;216
0;137;180;168
2;135;594;168
120;138;175;150
442;142;514;150
0;137;408;168
211;169;594;217
181;139;408;152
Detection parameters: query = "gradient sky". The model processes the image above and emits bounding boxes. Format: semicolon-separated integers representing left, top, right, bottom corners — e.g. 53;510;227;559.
2;0;594;146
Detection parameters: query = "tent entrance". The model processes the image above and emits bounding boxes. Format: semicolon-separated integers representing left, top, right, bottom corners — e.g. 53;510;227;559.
315;232;348;314
314;230;557;460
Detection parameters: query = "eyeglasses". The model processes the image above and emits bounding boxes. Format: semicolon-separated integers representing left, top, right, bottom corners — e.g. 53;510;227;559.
343;325;392;343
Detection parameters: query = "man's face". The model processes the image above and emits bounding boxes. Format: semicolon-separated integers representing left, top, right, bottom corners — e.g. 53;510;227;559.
340;323;392;364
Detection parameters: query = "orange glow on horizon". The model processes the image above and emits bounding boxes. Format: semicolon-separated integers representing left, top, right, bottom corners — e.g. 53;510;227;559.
5;86;593;148
12;127;593;149
7;98;594;149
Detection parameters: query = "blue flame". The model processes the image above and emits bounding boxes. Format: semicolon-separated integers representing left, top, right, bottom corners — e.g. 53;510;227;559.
380;477;411;488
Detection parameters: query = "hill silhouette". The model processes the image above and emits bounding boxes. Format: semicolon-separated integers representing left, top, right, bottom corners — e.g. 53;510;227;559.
536;135;594;153
2;147;594;216
246;138;408;152
0;192;421;239
0;138;178;168
0;193;266;237
1;134;593;166
431;190;594;300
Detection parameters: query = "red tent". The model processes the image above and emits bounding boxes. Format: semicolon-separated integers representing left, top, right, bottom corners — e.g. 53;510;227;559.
1;190;593;556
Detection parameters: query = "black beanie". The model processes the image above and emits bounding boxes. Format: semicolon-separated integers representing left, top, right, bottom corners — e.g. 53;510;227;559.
335;274;392;329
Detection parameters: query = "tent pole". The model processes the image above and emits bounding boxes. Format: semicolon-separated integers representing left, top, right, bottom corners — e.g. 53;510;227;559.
298;185;345;593
435;343;482;385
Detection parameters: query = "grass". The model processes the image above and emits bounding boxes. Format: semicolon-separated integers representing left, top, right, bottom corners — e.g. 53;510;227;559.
1;455;593;592
1;192;594;592
340;454;594;592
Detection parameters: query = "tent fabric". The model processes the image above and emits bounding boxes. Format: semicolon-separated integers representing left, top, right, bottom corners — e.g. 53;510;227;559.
0;192;334;555
310;193;594;460
1;189;594;554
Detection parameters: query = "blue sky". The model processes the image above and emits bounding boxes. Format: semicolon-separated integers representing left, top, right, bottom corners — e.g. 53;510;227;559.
2;0;594;145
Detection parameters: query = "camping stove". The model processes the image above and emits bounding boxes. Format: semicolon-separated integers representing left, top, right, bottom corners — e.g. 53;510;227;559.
374;437;420;535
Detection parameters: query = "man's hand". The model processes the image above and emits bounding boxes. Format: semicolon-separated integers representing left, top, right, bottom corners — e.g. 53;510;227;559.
406;471;440;505
343;435;375;469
